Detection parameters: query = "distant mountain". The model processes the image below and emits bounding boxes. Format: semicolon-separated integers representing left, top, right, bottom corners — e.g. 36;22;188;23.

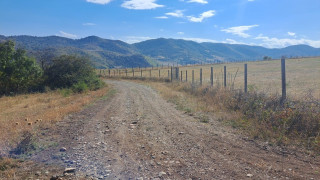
134;38;320;63
1;35;320;68
0;35;152;68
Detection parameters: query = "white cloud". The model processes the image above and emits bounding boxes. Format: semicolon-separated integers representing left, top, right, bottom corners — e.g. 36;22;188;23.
225;39;246;44
58;31;77;39
121;0;164;10
123;36;153;44
155;16;168;19
187;10;215;22
221;25;258;38
255;34;320;48
83;23;96;26
86;0;112;5
165;10;184;18
177;32;184;35
187;0;208;4
181;37;219;43
288;32;296;37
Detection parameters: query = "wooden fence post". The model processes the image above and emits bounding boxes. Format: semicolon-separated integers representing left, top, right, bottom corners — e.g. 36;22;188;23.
181;71;183;82
192;70;194;84
168;70;170;79
210;67;213;87
244;64;248;93
281;57;286;102
186;70;188;82
200;68;202;86
224;66;227;87
171;67;173;82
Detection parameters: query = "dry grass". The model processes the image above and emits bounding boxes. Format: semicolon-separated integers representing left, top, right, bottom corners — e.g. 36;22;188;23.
141;80;320;151
0;86;110;156
103;57;320;99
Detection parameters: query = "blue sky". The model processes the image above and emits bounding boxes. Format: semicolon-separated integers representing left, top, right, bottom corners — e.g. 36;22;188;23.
0;0;320;48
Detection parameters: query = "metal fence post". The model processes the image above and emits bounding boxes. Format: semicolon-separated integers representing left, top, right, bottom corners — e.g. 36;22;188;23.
281;58;286;102
210;67;213;87
244;64;248;93
224;66;227;87
200;68;202;86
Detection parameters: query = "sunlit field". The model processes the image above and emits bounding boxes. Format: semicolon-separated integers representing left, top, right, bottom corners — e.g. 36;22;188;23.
102;57;320;99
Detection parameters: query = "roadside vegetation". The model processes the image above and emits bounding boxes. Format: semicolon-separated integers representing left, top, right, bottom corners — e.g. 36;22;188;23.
144;81;320;152
0;40;104;96
0;40;109;177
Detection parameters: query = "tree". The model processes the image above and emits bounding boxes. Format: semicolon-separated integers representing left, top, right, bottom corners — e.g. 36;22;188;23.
44;55;103;91
263;56;272;61
0;40;43;95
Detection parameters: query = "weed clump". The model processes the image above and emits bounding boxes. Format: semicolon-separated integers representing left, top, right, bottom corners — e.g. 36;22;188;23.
171;82;320;150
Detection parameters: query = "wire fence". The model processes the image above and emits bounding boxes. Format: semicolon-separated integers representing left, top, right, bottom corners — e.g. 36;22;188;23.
99;57;320;100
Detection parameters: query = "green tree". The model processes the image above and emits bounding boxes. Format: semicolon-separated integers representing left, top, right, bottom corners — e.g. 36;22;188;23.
0;40;43;95
44;55;103;91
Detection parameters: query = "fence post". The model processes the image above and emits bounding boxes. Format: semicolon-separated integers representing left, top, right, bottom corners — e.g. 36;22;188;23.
192;70;194;84
181;71;183;82
200;68;202;86
168;70;170;79
186;70;188;82
224;66;227;87
244;64;248;93
170;67;173;82
281;57;286;102
108;69;110;77
210;67;213;87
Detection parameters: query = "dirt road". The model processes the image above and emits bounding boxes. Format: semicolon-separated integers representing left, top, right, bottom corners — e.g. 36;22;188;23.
35;80;320;179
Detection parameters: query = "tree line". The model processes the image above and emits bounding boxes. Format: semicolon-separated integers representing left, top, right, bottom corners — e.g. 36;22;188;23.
0;40;104;96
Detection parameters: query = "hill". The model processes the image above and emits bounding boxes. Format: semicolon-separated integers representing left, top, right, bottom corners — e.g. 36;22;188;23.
1;35;320;67
134;38;320;64
0;35;152;68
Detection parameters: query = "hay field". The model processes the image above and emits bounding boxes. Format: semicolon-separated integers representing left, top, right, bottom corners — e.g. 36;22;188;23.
103;57;319;99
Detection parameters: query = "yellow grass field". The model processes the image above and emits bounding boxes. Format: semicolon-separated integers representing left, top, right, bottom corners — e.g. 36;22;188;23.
0;86;110;155
102;57;320;99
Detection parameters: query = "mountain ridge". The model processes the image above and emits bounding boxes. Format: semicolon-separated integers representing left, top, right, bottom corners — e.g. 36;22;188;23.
1;35;319;68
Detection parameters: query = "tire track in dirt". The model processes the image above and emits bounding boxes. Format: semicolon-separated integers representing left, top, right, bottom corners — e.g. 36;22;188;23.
35;80;320;179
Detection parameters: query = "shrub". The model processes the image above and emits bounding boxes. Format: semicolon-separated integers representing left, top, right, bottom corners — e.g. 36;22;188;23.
44;55;104;91
0;41;43;95
72;81;88;93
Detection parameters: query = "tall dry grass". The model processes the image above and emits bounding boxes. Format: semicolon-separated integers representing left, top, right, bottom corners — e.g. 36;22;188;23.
146;81;320;151
0;86;110;156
